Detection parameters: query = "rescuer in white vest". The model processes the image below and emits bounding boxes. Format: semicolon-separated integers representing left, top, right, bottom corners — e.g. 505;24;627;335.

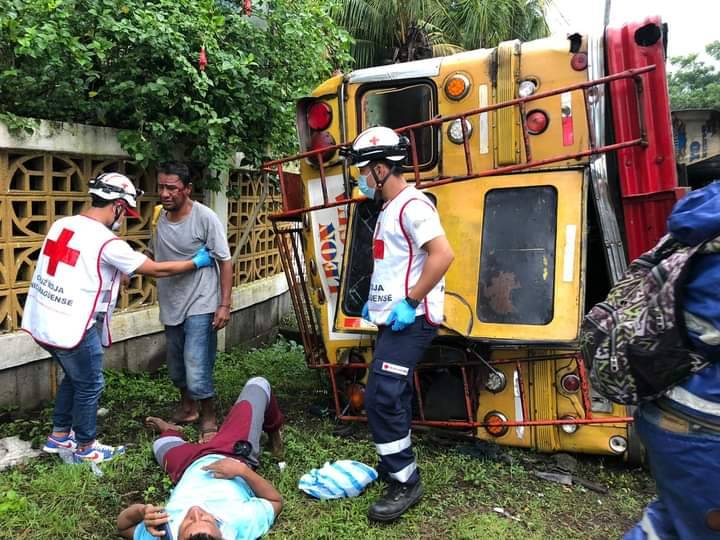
21;172;214;463
347;126;455;522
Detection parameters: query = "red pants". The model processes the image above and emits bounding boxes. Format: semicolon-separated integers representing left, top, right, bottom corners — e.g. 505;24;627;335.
153;377;283;483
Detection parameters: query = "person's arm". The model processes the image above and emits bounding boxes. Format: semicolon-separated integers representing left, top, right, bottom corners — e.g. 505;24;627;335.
117;503;144;538
407;235;454;303
203;208;233;330
117;503;170;538
202;458;283;516
134;247;212;278
135;258;197;278
103;239;211;280
213;258;233;330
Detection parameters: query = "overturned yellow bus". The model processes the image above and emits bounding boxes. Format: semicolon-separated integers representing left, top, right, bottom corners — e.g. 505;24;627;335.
264;18;680;462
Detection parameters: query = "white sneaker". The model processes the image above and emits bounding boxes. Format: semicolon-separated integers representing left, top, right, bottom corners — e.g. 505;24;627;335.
74;440;126;463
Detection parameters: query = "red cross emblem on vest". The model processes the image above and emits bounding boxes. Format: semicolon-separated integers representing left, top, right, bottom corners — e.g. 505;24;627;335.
43;228;80;276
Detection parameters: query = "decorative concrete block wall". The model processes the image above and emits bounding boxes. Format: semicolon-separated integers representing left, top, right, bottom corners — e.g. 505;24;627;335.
0;118;290;409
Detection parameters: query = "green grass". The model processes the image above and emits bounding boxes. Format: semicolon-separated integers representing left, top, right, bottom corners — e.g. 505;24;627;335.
0;338;655;539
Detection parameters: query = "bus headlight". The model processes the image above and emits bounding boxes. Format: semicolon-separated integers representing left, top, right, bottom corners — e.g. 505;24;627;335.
609;435;628;454
518;80;537;98
560;415;579;434
486;371;507;393
447;118;473;144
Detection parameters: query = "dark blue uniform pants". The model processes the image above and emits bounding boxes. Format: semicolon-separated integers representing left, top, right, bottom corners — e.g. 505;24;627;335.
365;316;437;485
624;401;720;540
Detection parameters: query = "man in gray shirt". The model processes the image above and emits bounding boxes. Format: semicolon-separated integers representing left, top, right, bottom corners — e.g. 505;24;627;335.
152;162;233;442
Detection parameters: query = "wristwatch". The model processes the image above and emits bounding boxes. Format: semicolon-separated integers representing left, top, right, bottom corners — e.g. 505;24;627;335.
405;296;420;309
233;440;253;458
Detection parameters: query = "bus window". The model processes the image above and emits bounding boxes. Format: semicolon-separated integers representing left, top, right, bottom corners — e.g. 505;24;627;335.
340;194;437;318
477;186;557;325
341;200;380;316
358;82;437;169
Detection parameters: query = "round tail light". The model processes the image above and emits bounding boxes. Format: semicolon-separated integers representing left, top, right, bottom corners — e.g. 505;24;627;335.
560;415;579;434
483;411;509;437
560;373;581;394
571;52;588;71
309;131;337;164
526;110;549;135
307;101;333;131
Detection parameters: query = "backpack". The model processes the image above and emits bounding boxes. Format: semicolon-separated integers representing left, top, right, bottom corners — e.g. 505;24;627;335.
580;234;717;405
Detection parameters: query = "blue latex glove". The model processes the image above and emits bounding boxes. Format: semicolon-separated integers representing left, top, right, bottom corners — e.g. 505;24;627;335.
191;246;212;269
387;299;417;332
361;302;370;321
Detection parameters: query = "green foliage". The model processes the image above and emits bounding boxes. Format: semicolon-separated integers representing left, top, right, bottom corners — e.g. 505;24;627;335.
0;0;352;176
0;338;652;539
332;0;549;68
0;111;38;137
0;489;28;516
668;41;720;110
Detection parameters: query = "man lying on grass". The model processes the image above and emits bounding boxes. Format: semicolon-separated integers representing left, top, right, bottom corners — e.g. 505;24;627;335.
117;377;284;540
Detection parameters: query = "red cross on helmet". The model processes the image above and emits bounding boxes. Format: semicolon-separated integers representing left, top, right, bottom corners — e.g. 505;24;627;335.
346;126;409;168
88;173;142;217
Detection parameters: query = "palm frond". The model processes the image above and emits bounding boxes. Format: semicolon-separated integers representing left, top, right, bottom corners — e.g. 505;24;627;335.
333;0;550;68
431;42;465;58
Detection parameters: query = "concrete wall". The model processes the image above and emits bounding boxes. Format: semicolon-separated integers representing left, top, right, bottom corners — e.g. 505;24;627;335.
0;281;290;410
0;117;293;410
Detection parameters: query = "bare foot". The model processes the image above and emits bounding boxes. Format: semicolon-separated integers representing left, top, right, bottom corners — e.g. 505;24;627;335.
199;428;218;444
170;407;199;425
145;416;183;433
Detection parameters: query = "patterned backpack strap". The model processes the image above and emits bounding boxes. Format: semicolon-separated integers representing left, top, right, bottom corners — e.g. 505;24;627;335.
698;234;720;254
649;234;682;262
581;232;713;405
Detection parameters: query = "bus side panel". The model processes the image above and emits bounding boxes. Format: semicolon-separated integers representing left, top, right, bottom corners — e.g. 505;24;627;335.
606;17;680;261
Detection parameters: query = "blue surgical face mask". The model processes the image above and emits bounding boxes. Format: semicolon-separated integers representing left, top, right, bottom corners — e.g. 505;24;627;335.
358;175;376;199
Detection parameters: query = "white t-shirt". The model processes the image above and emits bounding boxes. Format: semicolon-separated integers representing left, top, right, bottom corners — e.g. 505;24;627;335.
95;238;147;313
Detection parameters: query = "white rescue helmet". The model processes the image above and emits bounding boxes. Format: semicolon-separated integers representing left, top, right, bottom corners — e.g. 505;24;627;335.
88;172;142;217
348;126;409;168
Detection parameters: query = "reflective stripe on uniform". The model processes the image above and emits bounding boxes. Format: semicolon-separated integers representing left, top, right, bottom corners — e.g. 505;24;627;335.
375;431;411;456
684;311;720;346
666;386;720;417
640;511;661;540
389;461;417;483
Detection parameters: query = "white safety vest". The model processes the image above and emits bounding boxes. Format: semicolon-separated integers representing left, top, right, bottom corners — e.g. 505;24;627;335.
368;186;445;326
22;215;123;349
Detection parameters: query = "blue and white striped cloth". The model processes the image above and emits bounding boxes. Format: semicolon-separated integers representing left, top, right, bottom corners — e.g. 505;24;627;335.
298;460;378;500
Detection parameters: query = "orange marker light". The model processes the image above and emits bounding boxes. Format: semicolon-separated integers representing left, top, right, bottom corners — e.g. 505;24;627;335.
348;383;365;411
483;411;509;437
444;74;470;100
